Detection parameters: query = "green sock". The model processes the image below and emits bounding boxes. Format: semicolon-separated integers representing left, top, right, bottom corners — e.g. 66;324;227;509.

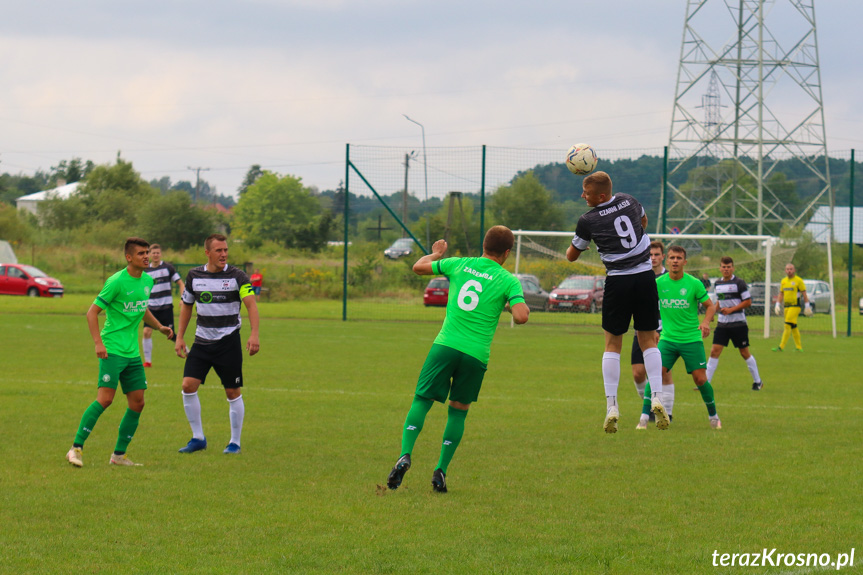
114;408;142;454
400;395;434;456
74;401;105;447
436;406;468;474
642;382;653;416
698;382;717;416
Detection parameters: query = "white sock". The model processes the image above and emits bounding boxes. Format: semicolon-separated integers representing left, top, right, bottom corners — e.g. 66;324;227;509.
142;337;153;363
228;395;245;446
706;357;719;383
745;356;762;383
663;384;675;416
602;352;620;409
634;379;646;399
182;391;205;440
642;347;664;397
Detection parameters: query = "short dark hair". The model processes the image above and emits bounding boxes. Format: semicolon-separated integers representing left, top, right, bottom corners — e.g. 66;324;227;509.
668;245;687;258
149;243;161;251
720;256;734;265
205;233;228;250
649;240;665;253
583;171;612;195
483;225;514;257
124;237;149;254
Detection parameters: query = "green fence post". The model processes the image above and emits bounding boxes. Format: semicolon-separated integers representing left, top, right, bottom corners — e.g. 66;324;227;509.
848;149;855;337
480;144;486;253
343;144;350;322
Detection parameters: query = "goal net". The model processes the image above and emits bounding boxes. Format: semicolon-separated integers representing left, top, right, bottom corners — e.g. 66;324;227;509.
510;231;836;337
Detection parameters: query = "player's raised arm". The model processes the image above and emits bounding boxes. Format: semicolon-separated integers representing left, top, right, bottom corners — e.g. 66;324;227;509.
412;240;447;276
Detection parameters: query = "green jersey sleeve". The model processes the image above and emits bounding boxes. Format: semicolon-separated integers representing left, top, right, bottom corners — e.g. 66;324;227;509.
94;272;120;309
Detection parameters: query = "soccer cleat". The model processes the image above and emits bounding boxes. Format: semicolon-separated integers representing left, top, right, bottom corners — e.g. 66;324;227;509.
752;381;763;391
178;437;207;453
386;454;411;490
771;347;783;352
109;453;143;466
143;362;152;368
603;406;620;434
795;348;803;352
223;443;241;454
66;447;83;468
636;415;649;430
651;398;670;430
431;468;448;493
710;416;722;430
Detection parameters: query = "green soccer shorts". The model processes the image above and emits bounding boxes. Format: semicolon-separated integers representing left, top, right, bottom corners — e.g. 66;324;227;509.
415;344;488;405
658;339;707;374
98;355;148;394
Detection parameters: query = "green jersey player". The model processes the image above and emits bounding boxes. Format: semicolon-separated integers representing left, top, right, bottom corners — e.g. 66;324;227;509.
640;245;722;429
386;226;529;493
66;238;174;468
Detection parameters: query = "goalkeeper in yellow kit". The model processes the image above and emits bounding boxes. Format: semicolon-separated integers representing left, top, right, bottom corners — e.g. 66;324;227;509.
772;263;810;352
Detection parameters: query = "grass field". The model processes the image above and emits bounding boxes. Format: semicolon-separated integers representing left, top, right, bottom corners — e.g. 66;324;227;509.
1;296;861;574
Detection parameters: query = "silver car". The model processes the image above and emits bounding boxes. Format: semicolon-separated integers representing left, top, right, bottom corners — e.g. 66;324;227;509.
803;279;831;314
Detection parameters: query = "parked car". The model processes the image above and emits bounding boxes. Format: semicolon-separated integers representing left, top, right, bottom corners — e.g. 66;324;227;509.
515;273;549;311
747;282;780;315
423;277;449;307
548;275;604;313
384;238;415;259
859;296;863;316
0;263;64;297
803;279;831;314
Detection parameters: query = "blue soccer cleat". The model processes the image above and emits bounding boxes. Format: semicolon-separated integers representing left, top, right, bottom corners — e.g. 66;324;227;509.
178;437;207;453
223;443;241;454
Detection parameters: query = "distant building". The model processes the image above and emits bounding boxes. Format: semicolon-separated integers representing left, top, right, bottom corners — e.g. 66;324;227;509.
16;180;82;215
804;206;863;245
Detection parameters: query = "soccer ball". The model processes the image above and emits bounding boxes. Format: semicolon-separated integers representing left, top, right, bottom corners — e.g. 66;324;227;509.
565;143;598;175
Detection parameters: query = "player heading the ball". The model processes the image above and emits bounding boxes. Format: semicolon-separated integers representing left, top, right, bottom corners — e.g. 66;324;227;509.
565;171;669;433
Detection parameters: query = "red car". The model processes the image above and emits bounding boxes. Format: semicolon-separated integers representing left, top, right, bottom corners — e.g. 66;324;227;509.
548;275;604;312
423;277;449;307
0;263;65;297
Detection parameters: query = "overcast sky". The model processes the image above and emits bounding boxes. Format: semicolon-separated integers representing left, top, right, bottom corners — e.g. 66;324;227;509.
1;0;860;198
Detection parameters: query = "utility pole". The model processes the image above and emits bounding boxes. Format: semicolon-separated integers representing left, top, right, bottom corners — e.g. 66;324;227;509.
187;166;210;204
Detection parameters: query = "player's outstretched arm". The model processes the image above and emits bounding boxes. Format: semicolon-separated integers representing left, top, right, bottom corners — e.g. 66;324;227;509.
566;244;585;262
242;294;260;356
143;309;174;340
412;240;447;276
510;302;530;325
175;302;193;358
86;304;108;359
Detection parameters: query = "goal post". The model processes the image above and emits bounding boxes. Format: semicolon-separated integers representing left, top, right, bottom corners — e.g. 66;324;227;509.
510;230;819;338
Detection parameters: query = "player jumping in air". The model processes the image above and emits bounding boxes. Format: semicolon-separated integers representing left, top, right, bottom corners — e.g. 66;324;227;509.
566;171;669;433
386;226;529;493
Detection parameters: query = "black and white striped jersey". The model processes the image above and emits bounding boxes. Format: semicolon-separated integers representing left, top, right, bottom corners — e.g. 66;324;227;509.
572;193;651;276
714;275;750;328
145;261;181;311
182;264;253;345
